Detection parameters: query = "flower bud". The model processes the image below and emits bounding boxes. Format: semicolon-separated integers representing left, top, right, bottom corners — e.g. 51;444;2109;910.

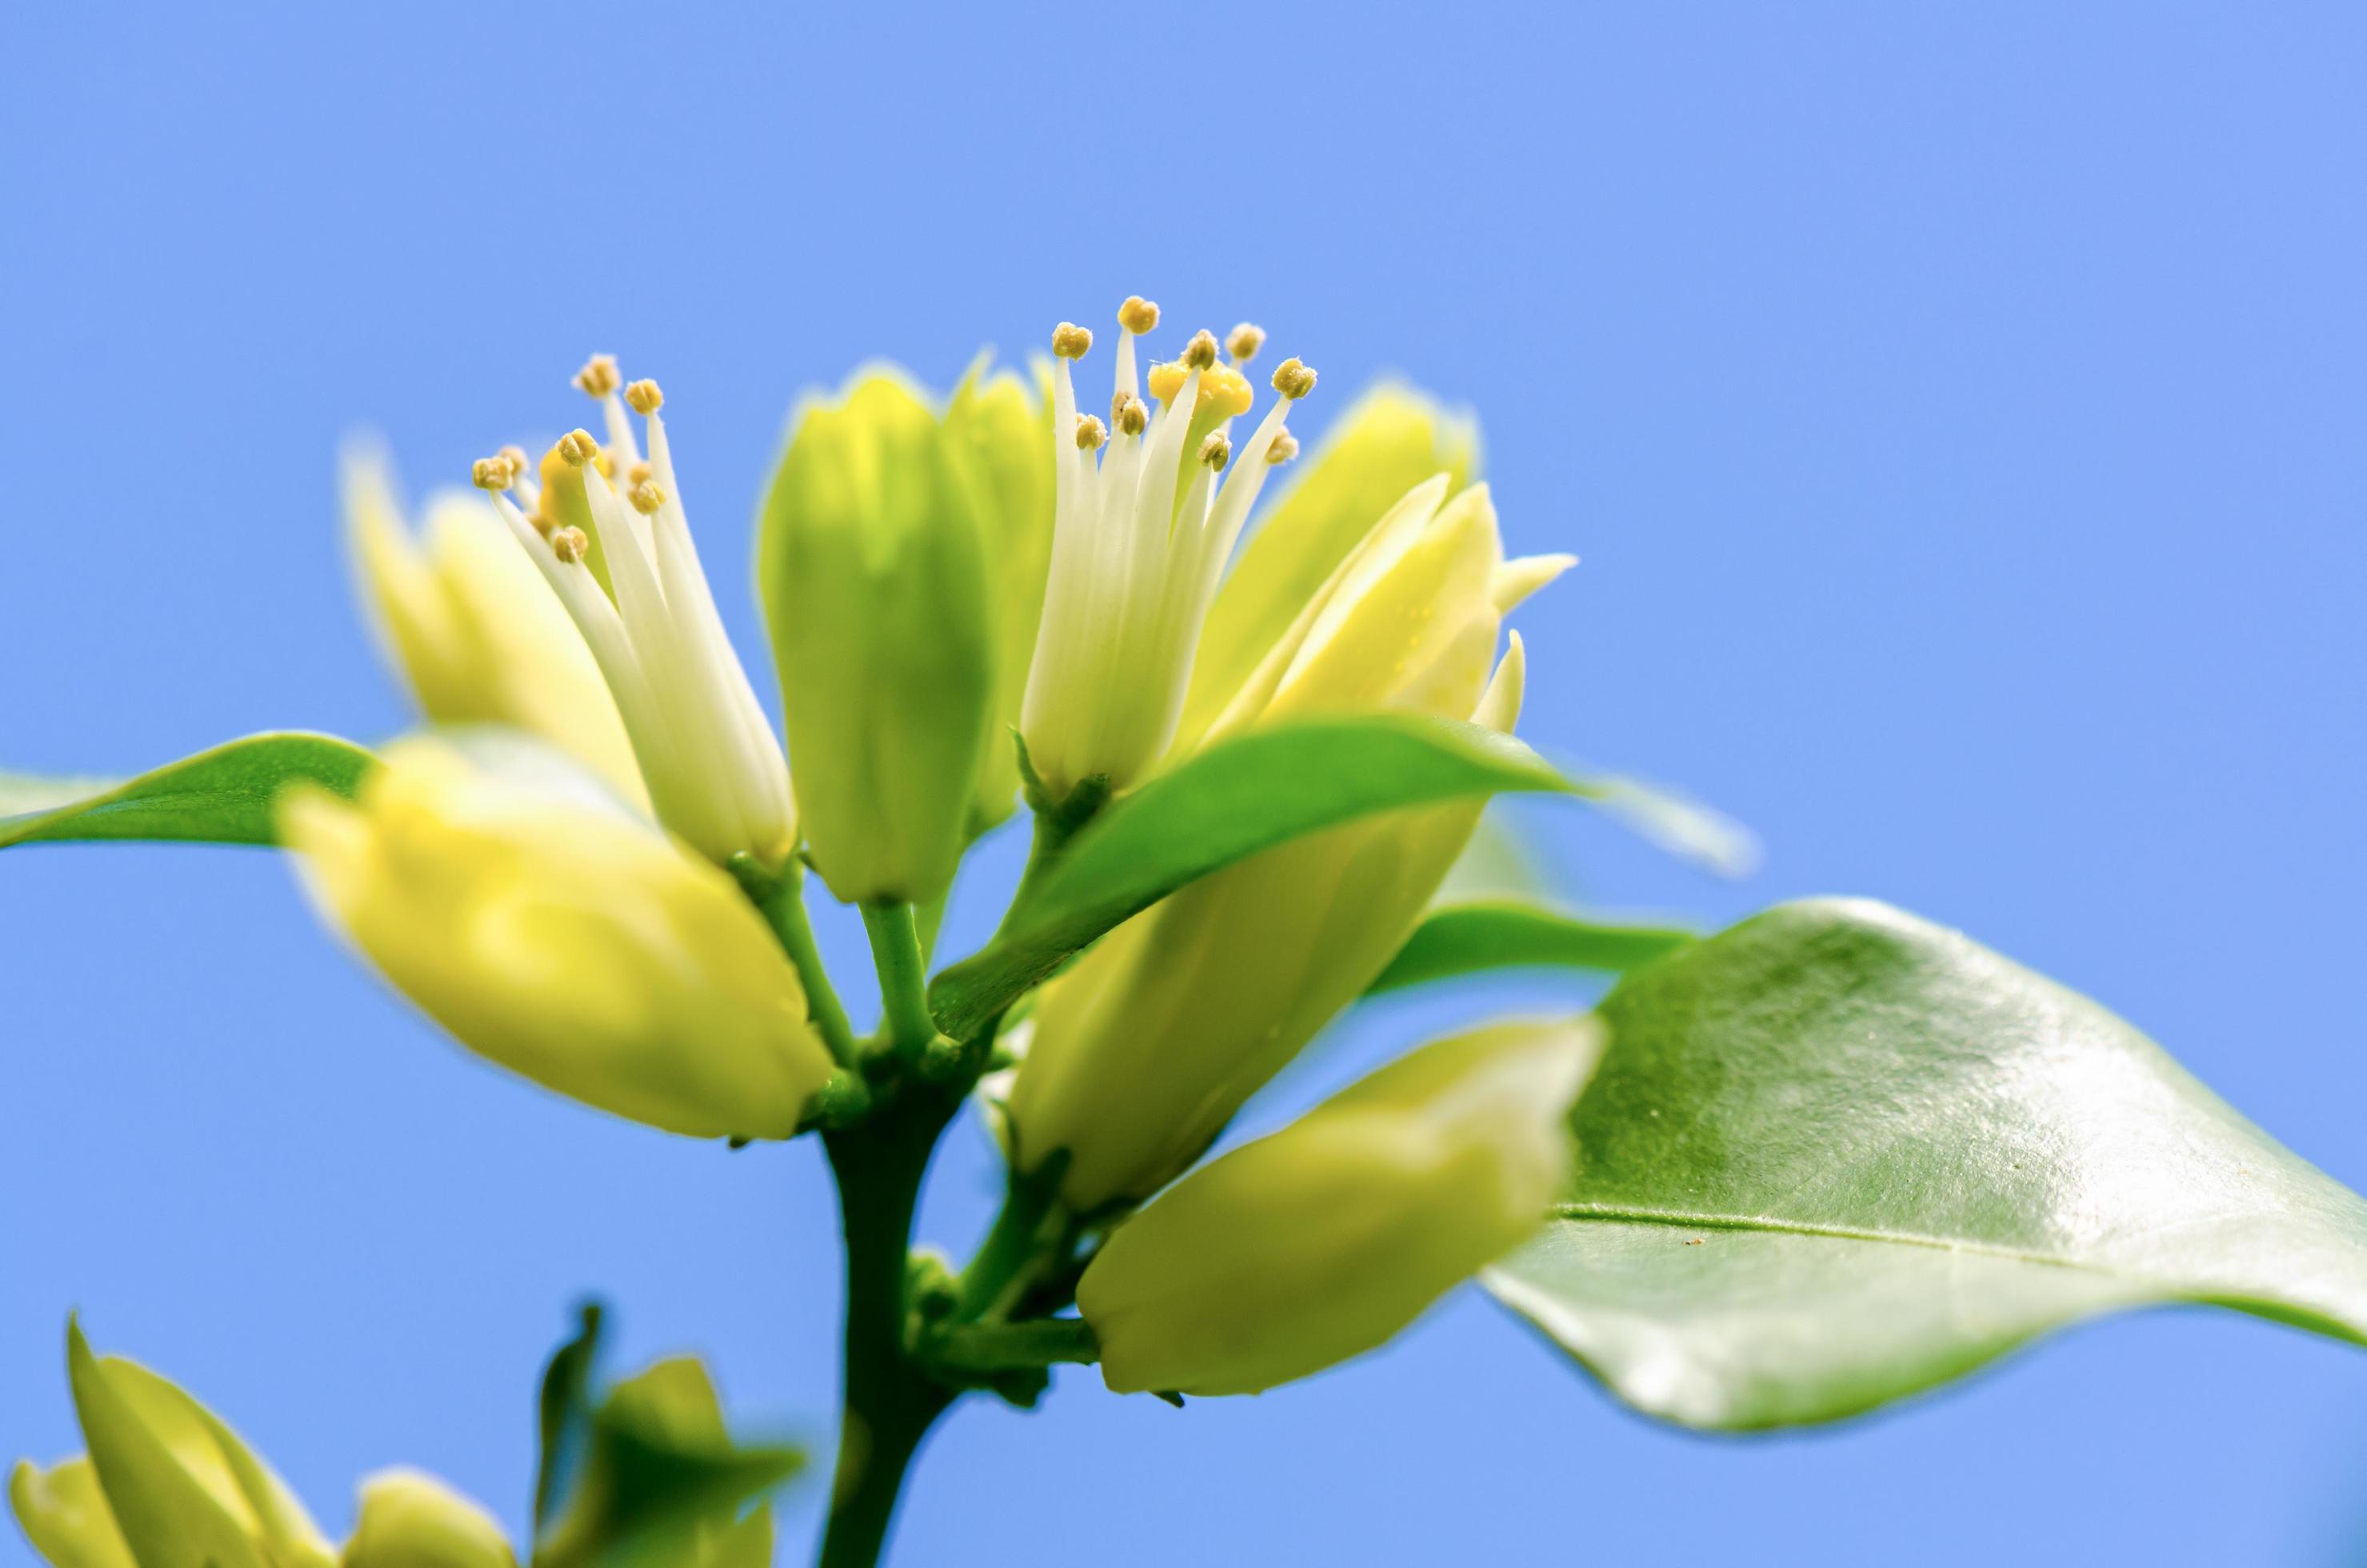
1078;1016;1601;1395
1007;480;1569;1209
759;370;998;902
1179;385;1480;751
279;737;836;1140
343;1470;515;1568
8;1321;338;1568
941;366;1054;834
343;453;646;809
9;1456;133;1568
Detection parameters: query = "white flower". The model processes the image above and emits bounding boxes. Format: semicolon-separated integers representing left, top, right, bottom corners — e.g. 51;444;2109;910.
474;360;796;867
1018;300;1316;800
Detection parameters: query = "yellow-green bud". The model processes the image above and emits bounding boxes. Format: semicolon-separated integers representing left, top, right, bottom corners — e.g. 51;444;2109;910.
26;1321;339;1568
278;738;836;1140
1078;1016;1601;1395
343;1470;516;1568
758;370;998;902
942;366;1054;833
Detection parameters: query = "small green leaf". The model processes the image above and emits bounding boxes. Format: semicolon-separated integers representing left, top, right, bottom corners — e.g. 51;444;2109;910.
927;715;1584;1039
1485;898;2367;1430
1365;900;1695;996
0;733;374;851
534;1304;606;1534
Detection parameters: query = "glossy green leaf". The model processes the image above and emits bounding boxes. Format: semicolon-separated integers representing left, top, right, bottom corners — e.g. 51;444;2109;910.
927;715;1584;1039
1365;900;1695;996
534;1303;606;1534
0;733;374;851
1485;898;2367;1430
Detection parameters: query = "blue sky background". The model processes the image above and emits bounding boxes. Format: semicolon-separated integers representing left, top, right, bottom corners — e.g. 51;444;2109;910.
6;3;2365;1563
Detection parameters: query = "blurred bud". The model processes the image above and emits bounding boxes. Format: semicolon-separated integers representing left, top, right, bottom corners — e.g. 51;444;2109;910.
941;365;1054;834
342;452;646;809
1079;1016;1600;1395
1008;479;1569;1209
1178;384;1481;751
6;1320;337;1568
8;1456;132;1568
279;737;836;1140
343;1470;515;1568
759;370;997;902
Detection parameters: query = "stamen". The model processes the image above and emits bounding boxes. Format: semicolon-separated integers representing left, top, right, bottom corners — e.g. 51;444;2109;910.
1199;431;1232;470
1118;296;1160;334
1052;322;1094;359
1181;330;1219;370
550;526;590;564
1114;394;1149;436
1226;322;1265;362
470;455;516;491
628;479;667;516
1265;428;1301;465
1271;358;1317;400
626;461;654;488
625;378;664;415
558;429;600;466
498;444;530;474
574;354;621;398
1075;415;1109;450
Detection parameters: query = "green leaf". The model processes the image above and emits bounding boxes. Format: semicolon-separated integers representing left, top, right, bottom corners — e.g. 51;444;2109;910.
1364;900;1695;996
534;1303;606;1534
0;733;374;851
534;1387;801;1568
928;715;1584;1039
1485;898;2367;1430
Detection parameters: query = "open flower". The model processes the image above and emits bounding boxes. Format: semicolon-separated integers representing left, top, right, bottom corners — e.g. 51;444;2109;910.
1018;300;1317;802
1078;1016;1601;1396
1006;478;1572;1209
471;359;796;868
281;736;835;1140
342;452;646;806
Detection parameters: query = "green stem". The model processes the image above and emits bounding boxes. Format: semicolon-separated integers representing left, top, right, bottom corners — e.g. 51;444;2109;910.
818;1102;957;1568
950;1163;1064;1322
924;1318;1098;1377
861;902;938;1062
750;861;858;1067
1001;782;1110;925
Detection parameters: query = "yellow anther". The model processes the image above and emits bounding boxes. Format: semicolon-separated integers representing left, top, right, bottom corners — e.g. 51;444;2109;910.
629;479;667;515
625;378;663;415
470;455;516;491
1181;330;1219;370
1271;358;1317;400
1052;322;1094;359
1075;414;1109;450
1265;428;1300;465
1146;360;1253;418
1114;394;1149;436
498;444;530;474
1226;322;1265;362
626;461;654;488
527;507;558;538
574;354;621;398
550;526;590;564
557;429;599;466
1118;295;1160;334
1199;431;1232;471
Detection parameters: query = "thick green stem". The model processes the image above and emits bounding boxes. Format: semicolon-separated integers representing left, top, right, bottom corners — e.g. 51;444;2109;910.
862;902;938;1062
818;1102;957;1568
